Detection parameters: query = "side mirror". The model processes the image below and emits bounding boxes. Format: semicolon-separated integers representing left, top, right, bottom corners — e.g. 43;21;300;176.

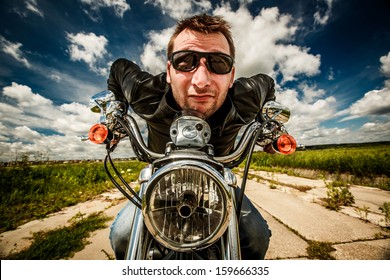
89;90;125;124
261;101;291;123
89;90;116;114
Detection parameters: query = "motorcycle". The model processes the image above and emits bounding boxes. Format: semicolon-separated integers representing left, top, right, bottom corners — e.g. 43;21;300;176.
87;89;296;260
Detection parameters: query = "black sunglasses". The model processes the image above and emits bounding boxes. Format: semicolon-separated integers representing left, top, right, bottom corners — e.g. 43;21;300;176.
170;50;234;75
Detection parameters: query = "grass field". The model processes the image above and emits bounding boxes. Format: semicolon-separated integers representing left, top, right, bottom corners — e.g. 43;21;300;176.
1;143;389;233
248;143;389;190
0;160;146;233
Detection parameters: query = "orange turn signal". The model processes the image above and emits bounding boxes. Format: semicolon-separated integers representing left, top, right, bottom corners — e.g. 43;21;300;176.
88;124;109;144
276;134;297;155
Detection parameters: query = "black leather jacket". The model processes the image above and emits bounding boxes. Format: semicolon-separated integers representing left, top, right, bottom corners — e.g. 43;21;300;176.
107;58;276;156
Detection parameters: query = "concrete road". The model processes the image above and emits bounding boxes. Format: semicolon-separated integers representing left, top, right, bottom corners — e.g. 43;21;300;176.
241;174;390;260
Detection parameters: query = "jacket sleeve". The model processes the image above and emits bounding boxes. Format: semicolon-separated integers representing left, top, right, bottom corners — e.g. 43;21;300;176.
229;73;276;123
107;58;168;114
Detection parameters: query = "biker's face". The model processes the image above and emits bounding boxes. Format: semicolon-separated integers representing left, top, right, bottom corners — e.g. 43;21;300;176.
166;29;235;118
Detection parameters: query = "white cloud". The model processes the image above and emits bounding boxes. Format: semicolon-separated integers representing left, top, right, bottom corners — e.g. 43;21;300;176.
80;0;130;21
140;28;173;73
2;83;94;134
299;52;390;145
299;82;326;103
335;52;390;124
0;35;31;68
274;44;321;82
327;67;335;80
12;0;44;18
314;0;334;26
282;78;390;146
145;0;212;20
29;62;105;103
276;87;338;134
340;88;390;121
277;80;389;146
0;82;140;161
66;32;109;76
216;6;295;78
0;135;107;162
49;73;62;82
359;121;390;140
299;126;350;143
380;51;390;78
13;126;42;141
3;82;52;108
213;5;321;81
295;120;390;146
25;0;44;18
0;82;109;161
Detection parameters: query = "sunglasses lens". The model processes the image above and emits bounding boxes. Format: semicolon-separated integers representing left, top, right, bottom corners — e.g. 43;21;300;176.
208;53;233;74
172;52;198;72
171;51;233;74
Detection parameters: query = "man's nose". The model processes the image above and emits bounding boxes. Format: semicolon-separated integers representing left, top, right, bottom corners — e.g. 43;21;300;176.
191;58;211;88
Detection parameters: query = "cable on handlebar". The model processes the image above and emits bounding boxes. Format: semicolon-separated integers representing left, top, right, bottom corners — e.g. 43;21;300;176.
235;120;272;223
107;151;142;203
223;144;255;169
116;117;154;163
104;151;142;209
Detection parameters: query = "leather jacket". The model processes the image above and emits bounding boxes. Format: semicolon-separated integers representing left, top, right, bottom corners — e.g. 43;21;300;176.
107;58;276;156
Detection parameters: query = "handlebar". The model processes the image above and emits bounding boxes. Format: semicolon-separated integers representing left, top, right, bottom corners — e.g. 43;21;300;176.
87;90;296;167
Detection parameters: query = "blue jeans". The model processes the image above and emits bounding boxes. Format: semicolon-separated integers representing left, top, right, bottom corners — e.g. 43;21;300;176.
110;188;271;260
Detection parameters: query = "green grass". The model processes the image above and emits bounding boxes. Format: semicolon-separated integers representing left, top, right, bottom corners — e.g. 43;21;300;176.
379;202;390;227
0;160;146;233
4;212;111;260
306;241;336;260
249;143;390;190
323;181;355;211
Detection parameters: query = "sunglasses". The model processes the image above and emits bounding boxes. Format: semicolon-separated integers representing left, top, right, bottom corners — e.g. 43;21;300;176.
170;50;234;75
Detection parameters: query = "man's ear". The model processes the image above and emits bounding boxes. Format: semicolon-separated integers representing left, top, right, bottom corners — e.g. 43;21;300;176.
166;61;171;84
229;67;235;88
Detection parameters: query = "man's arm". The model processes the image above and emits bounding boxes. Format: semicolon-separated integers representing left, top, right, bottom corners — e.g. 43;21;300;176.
107;58;147;105
107;58;169;114
229;73;276;123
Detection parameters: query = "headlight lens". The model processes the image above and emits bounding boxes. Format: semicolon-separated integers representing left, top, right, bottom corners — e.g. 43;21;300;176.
143;161;231;251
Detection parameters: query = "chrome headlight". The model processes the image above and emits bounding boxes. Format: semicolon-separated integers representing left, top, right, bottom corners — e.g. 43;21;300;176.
142;161;232;252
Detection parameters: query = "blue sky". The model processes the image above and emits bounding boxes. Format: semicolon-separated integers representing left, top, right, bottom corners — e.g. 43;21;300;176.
0;0;389;161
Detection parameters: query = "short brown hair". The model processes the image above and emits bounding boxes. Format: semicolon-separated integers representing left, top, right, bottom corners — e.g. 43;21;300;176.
167;14;235;59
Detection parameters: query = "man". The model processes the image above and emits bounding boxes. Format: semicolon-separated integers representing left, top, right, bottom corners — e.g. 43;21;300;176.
108;14;275;259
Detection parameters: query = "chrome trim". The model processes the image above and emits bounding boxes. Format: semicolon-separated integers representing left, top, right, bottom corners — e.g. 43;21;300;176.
89;90;117;124
121;112;265;165
226;188;241;259
124;115;164;160
125;182;147;260
261;101;291;123
170;115;211;148
215;121;262;163
139;164;153;184
89;90;116;113
142;160;232;252
224;168;237;187
124;114;264;165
